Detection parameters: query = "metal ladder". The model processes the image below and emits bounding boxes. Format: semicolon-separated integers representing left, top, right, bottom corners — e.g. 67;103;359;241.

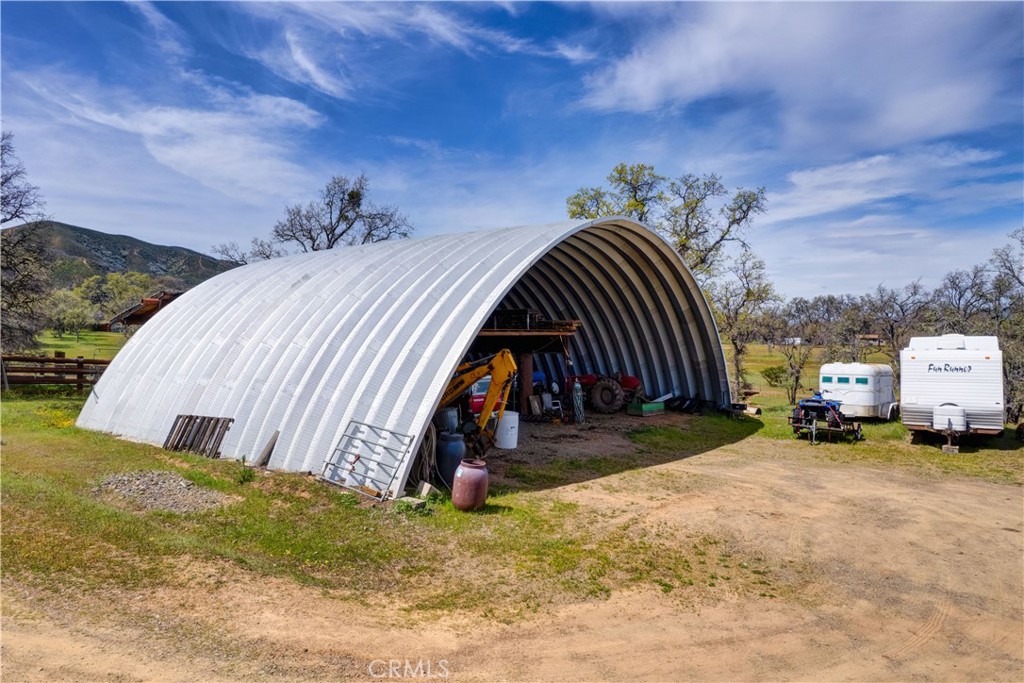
321;421;414;500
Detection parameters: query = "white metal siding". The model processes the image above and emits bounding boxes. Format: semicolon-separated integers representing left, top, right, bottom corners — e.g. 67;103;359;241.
899;336;1004;432
819;363;896;418
77;218;730;497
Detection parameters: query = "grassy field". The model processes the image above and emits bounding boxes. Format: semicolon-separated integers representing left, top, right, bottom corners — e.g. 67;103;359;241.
730;343;1021;481
35;330;127;360
734;343;894;411
1;392;790;620
2;336;1018;620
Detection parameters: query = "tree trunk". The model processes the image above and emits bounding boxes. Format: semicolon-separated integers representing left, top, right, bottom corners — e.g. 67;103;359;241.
731;342;744;402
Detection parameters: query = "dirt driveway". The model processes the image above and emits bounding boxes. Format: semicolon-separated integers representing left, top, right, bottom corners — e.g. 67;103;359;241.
4;419;1022;681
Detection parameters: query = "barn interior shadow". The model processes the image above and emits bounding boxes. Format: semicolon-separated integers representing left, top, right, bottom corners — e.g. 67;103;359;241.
479;410;763;494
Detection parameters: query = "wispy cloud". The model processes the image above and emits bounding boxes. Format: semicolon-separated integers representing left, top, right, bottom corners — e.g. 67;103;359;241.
553;42;597;65
1;83;282;249
582;3;1023;152
1;0;1018;299
127;1;189;61
19;70;322;206
750;214;1014;298
280;29;352;99
383;136;448;159
236;3;590;99
750;143;1020;296
767;145;1013;224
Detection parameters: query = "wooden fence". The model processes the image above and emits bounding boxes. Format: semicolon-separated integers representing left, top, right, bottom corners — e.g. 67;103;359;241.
1;353;111;390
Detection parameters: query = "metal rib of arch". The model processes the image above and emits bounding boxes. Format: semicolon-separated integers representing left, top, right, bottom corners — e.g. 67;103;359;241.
77;218;730;497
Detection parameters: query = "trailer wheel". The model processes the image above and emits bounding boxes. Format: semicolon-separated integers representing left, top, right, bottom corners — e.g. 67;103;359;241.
591;378;625;413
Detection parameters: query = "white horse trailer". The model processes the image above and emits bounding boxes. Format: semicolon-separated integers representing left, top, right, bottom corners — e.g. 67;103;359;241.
818;363;898;419
899;334;1004;436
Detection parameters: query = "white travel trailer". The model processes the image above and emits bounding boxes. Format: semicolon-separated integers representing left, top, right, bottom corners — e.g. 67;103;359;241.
899;334;1004;436
818;363;898;420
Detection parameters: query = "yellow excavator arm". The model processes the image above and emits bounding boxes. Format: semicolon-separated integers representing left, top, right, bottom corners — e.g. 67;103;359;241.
439;349;518;454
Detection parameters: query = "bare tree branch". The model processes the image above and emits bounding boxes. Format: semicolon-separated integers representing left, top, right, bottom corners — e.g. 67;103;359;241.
991;227;1024;290
1;131;47;226
1;226;51;350
249;236;287;260
272;174;411;252
211;241;250;265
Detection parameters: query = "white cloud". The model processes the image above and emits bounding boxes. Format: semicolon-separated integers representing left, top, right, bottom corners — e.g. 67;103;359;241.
355;145;623;237
750;215;1014;299
281;29;352;100
383;136;447;159
365;141;1016;300
766;145;1012;225
236;3;589;99
2;91;279;251
749;143;1020;297
20;73;322;206
582;3;1022;152
3;0;1017;298
128;1;189;61
553;42;597;65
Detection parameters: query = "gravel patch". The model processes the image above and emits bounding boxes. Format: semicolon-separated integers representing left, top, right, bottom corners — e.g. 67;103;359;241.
94;470;235;514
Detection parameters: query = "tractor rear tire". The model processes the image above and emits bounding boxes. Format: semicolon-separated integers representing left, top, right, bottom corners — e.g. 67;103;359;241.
591;378;625;413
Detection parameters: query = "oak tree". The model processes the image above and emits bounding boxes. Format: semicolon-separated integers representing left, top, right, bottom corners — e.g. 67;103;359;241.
567;163;766;279
213;174;412;262
1;131;50;351
707;251;780;401
273;174;411;253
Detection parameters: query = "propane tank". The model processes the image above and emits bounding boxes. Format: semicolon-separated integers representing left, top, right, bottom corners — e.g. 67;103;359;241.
573;378;585;424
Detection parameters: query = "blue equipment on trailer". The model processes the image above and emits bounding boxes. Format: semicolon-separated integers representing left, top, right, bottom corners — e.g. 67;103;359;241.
788;391;864;444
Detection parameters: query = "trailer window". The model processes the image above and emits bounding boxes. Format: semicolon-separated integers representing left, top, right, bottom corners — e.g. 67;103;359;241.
821;376;833;383
837;377;850;384
855;377;869;385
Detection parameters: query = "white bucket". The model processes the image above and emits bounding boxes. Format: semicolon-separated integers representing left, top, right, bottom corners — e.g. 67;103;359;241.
494;411;519;449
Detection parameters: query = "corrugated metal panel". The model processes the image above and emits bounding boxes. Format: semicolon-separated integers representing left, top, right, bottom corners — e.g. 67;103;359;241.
77;218;731;497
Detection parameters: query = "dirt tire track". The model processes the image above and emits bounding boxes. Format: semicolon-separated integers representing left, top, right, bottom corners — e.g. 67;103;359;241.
4;432;1022;681
886;600;952;659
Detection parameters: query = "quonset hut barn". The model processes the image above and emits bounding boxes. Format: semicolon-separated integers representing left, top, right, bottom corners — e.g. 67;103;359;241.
77;218;731;498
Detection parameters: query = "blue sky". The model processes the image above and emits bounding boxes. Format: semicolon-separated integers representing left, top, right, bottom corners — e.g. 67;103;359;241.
2;1;1021;297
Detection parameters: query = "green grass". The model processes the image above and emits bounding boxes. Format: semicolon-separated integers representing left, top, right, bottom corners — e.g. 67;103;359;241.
496;414;762;493
622;406;1021;485
35;330;127;360
504;456;629;488
719;343;1023;484
1;392;779;620
6;341;1015;622
734;343;892;413
802;428;1023;483
629;413;762;452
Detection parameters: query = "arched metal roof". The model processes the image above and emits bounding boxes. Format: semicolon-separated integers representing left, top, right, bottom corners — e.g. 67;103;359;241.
77;218;730;498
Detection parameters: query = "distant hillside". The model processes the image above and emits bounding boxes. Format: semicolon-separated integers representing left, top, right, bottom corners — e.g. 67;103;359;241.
9;221;237;289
